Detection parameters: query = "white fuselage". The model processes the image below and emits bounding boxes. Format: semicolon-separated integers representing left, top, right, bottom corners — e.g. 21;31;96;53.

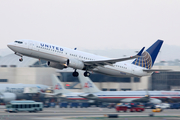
7;40;150;77
0;84;48;99
57;90;180;102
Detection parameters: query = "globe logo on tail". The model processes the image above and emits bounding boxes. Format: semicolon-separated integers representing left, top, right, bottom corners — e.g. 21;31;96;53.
132;51;152;69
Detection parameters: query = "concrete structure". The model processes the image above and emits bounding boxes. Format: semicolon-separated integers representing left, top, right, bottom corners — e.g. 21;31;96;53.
0;67;56;86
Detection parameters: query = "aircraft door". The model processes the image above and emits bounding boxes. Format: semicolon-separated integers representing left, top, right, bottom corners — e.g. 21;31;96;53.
28;41;37;50
28;41;33;49
131;65;137;75
28;41;37;56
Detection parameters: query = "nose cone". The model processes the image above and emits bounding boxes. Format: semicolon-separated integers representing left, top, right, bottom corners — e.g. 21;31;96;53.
7;42;13;49
7;43;13;48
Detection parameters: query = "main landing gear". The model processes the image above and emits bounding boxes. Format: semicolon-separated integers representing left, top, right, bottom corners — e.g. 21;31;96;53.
72;70;79;77
15;52;23;62
72;70;90;77
84;71;90;77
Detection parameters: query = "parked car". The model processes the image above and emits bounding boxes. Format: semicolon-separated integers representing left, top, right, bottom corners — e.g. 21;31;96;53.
116;104;145;112
155;103;170;109
152;107;163;112
170;103;180;109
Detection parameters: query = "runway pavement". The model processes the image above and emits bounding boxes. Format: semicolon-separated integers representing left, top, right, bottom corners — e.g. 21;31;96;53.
0;106;180;120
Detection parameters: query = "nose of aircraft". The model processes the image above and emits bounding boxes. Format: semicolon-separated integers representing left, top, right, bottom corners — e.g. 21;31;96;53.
7;42;14;49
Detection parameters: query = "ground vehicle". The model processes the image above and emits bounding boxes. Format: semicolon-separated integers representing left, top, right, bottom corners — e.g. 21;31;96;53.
155;103;170;109
152;107;163;112
5;100;43;113
170;103;180;109
116;105;128;112
129;105;145;112
116;105;144;112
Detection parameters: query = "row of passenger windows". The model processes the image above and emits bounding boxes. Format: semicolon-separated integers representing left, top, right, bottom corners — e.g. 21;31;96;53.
37;46;127;69
113;65;127;69
70;54;95;61
12;104;40;108
36;46;63;53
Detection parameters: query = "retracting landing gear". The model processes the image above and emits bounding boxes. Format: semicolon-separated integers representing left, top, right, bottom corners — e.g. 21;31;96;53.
19;57;23;62
15;52;23;62
72;69;79;77
72;69;90;77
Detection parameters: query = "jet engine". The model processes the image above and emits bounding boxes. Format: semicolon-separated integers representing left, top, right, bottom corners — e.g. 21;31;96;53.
0;93;16;102
149;98;162;104
47;61;66;69
67;59;84;69
79;94;98;100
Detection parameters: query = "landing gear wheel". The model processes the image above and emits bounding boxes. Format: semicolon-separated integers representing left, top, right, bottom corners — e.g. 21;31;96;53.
19;58;23;62
72;71;79;77
84;72;90;77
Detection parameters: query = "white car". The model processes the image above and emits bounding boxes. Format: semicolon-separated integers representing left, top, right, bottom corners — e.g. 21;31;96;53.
155;103;170;109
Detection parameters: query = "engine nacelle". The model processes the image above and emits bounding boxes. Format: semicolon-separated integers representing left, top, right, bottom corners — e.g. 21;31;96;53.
67;59;84;69
149;98;162;104
47;61;66;70
0;93;16;102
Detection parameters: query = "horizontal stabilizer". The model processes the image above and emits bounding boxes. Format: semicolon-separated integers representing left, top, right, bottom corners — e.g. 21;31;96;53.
137;47;145;56
143;69;171;73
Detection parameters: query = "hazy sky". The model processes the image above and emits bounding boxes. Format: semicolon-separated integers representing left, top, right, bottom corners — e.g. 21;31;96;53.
0;0;180;51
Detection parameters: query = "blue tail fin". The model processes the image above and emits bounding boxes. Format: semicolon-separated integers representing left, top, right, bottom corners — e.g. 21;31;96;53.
132;40;163;69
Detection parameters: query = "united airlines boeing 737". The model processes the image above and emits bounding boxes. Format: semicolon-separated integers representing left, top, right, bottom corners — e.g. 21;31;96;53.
7;39;163;77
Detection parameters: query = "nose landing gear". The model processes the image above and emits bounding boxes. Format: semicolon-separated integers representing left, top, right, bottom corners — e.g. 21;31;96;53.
19;57;23;62
15;52;23;62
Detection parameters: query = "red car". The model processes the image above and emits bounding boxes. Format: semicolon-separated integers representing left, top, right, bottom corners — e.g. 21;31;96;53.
116;105;145;112
116;105;128;112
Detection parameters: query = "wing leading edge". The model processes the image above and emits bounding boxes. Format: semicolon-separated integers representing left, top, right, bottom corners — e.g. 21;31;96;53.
84;47;145;68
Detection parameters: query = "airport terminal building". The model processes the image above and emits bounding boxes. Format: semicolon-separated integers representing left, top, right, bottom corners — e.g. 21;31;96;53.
0;54;180;91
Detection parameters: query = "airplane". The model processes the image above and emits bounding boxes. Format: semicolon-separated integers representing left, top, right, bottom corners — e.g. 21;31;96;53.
7;39;165;77
0;83;48;103
48;74;92;102
78;71;180;104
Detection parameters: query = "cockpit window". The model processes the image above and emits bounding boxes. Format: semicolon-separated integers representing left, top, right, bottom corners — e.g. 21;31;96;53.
14;41;23;44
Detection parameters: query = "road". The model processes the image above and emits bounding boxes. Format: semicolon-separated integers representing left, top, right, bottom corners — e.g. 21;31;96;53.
0;106;180;120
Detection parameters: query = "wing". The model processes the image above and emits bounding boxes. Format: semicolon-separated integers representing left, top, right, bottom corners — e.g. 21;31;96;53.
84;47;145;69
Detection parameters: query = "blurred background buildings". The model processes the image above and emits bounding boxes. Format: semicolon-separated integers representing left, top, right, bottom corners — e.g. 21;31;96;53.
0;53;180;92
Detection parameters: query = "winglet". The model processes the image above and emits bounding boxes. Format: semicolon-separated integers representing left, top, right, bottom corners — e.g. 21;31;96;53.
137;47;145;56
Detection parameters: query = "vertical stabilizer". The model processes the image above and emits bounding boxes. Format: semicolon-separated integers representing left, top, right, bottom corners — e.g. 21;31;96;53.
132;40;163;69
52;74;71;94
78;71;101;93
